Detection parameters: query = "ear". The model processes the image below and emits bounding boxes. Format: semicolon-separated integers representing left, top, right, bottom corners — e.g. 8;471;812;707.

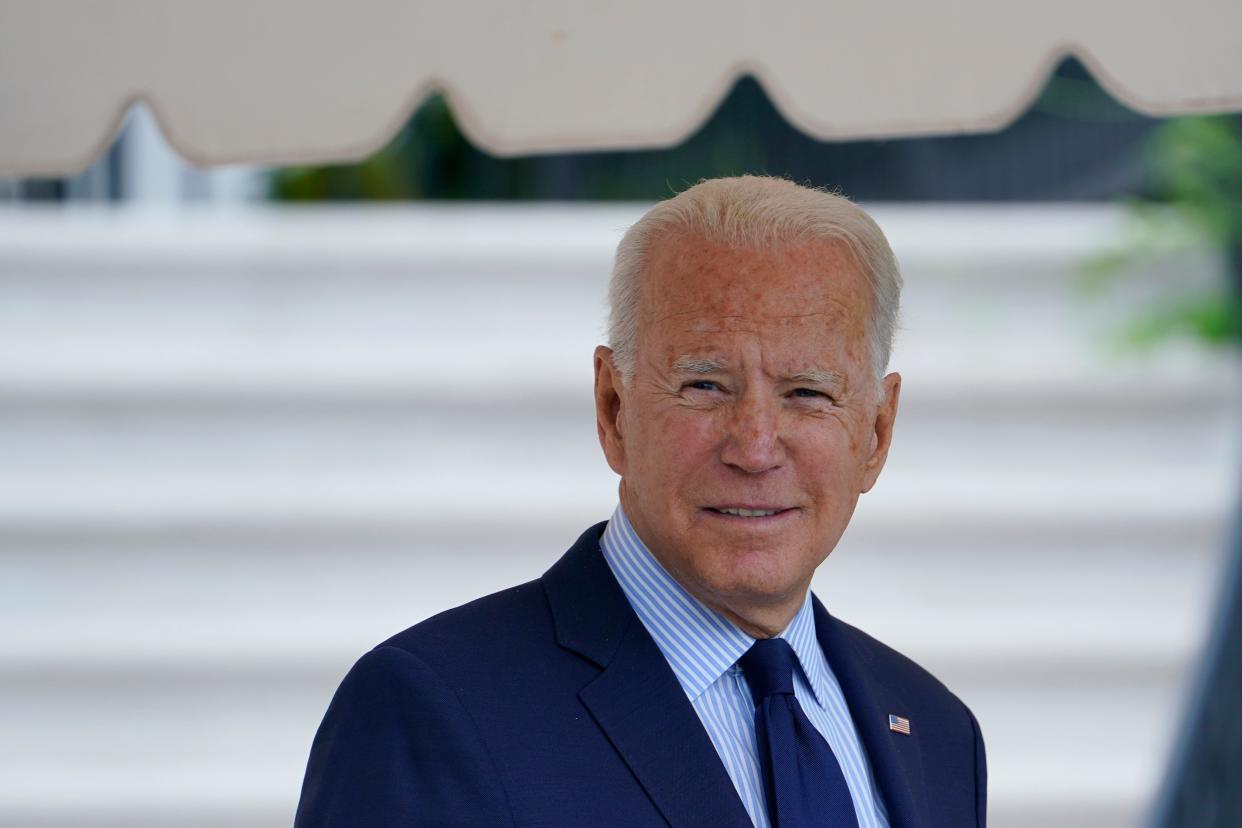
860;372;901;494
594;346;628;476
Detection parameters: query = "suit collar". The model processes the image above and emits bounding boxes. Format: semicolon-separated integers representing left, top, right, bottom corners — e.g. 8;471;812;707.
541;522;630;669
542;523;753;828
813;596;932;828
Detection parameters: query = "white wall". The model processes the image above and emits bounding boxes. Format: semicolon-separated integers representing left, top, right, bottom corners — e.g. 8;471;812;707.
0;204;1236;827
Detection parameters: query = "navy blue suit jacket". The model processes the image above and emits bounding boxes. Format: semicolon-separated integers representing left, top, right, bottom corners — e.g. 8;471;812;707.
295;523;987;827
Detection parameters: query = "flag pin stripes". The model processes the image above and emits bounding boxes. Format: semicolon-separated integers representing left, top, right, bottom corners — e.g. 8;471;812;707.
888;714;911;735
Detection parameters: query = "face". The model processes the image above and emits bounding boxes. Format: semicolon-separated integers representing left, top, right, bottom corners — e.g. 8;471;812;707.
594;232;900;630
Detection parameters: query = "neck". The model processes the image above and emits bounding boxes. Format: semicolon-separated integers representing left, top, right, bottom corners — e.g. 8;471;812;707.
702;590;806;639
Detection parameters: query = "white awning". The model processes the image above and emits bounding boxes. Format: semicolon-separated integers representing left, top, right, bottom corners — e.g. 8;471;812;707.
3;0;1241;175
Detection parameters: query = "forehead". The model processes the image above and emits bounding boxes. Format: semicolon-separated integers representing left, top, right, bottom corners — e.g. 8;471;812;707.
639;232;871;346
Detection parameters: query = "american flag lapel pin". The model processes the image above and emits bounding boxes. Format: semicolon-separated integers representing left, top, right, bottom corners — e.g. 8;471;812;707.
888;714;911;735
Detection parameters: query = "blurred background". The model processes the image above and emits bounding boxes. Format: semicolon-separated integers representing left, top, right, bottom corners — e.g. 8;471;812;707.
2;57;1241;828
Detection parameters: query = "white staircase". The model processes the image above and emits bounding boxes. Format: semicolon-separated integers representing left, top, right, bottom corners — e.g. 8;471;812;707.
0;204;1236;827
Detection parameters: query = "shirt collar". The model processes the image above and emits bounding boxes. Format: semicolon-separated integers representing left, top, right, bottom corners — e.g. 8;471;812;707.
599;503;830;708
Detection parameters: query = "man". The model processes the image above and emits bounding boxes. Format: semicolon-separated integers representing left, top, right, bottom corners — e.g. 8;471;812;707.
295;176;986;827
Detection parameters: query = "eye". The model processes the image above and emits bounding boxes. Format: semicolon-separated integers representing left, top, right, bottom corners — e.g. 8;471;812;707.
685;380;722;392
789;387;835;404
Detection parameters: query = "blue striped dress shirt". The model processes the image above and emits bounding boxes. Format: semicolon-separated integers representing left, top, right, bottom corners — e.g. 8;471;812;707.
599;504;891;828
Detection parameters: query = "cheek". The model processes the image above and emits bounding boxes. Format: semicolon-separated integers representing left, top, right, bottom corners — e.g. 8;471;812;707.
796;426;864;487
637;408;720;480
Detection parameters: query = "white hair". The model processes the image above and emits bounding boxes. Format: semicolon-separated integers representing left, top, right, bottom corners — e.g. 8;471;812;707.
607;176;902;391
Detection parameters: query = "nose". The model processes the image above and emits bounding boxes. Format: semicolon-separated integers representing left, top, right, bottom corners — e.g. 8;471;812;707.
719;392;785;474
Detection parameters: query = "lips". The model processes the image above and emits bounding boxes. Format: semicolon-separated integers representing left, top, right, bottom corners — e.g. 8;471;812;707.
705;506;795;518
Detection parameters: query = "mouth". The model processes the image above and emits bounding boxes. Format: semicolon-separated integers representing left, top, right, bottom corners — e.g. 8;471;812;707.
703;505;798;520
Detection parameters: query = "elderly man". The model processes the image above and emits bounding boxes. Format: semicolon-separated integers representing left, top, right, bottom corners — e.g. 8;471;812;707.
295;176;986;828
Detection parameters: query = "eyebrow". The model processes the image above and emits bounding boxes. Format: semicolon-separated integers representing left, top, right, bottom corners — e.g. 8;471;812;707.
790;369;846;387
671;356;726;374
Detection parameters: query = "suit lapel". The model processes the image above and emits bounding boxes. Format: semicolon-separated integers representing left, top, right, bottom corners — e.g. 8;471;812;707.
814;597;931;828
543;524;753;828
578;619;755;828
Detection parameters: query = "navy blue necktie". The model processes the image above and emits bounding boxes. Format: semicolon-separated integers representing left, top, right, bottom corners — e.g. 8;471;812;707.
739;637;861;828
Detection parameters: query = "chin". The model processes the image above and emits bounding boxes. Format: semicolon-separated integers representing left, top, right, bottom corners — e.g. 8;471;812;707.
698;548;804;604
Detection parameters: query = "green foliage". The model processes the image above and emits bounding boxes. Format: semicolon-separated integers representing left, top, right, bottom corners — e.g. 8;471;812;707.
270;95;543;200
1150;117;1242;245
1124;292;1242;349
1086;115;1242;349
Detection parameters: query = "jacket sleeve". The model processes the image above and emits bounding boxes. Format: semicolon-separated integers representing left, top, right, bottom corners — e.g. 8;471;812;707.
968;705;988;828
294;645;515;828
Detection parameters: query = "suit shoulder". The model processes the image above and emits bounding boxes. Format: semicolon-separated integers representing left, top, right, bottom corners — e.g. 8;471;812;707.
835;616;974;715
375;578;554;666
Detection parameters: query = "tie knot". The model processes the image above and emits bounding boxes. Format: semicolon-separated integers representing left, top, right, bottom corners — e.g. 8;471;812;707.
738;637;797;707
